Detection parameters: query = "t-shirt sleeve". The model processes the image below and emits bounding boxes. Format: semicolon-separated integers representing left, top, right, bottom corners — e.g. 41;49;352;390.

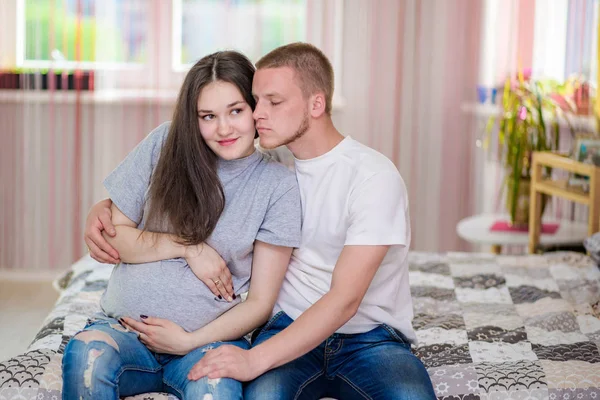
344;170;410;246
256;174;302;248
102;123;169;225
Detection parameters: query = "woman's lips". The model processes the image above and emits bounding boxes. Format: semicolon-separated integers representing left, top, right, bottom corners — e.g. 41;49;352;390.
218;138;238;146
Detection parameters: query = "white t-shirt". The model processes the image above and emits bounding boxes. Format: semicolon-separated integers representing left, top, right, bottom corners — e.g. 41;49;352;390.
273;136;417;344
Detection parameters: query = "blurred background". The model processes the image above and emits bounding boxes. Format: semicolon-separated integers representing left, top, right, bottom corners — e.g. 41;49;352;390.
0;0;598;277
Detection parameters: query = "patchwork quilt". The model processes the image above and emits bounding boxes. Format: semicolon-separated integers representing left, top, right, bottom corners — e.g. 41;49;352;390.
1;251;599;400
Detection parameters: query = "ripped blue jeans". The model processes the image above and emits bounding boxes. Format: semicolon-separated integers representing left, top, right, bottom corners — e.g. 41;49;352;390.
61;316;248;400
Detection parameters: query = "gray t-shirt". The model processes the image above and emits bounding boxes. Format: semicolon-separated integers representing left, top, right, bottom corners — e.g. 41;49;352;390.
100;122;302;332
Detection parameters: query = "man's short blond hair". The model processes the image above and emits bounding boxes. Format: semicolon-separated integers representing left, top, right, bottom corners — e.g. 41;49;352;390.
257;42;334;115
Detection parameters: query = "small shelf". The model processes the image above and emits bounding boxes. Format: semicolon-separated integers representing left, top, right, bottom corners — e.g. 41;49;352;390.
529;151;600;253
534;179;590;205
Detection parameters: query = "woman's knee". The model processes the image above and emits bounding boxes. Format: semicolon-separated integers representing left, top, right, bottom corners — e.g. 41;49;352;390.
180;377;243;400
62;331;122;389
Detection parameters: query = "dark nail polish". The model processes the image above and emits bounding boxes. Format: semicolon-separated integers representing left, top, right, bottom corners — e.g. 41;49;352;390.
140;315;148;319
218;295;222;300
232;294;236;300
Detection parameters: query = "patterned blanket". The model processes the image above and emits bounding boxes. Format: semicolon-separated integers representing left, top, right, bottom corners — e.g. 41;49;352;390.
1;251;599;400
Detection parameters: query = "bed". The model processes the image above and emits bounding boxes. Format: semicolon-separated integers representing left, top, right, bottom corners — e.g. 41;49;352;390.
1;250;599;399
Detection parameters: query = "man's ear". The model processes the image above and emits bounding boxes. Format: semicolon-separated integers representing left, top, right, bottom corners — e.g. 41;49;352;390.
310;92;327;118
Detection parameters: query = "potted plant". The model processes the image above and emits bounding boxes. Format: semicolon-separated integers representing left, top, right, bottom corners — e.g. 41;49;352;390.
484;73;575;226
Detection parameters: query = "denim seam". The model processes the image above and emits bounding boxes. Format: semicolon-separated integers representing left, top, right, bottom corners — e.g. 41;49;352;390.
293;370;325;400
325;338;343;356
323;341;330;374
381;324;409;347
336;373;373;400
262;310;285;331
162;378;184;400
114;365;163;397
118;363;162;373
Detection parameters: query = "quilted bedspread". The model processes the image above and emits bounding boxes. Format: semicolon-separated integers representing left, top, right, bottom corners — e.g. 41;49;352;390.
1;251;599;400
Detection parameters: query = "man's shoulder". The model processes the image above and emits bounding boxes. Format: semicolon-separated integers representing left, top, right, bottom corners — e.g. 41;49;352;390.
342;138;402;180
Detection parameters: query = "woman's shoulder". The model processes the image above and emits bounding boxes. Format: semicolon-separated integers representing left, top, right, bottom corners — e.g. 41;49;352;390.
147;121;171;142
137;121;171;167
134;121;171;153
256;150;298;190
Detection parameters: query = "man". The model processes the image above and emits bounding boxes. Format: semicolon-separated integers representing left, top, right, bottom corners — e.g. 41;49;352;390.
86;43;436;399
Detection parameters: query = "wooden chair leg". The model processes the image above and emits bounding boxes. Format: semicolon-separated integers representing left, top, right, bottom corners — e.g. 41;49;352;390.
529;160;543;254
589;170;600;236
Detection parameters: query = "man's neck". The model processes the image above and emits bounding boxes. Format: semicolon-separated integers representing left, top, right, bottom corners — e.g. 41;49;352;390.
287;120;344;160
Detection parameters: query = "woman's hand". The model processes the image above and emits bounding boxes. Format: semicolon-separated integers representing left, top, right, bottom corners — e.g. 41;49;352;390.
185;243;235;301
120;316;194;356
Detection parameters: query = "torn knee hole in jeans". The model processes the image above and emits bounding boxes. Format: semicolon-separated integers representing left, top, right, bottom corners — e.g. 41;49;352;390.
109;322;130;333
83;349;104;388
207;378;221;389
73;331;120;389
73;331;120;351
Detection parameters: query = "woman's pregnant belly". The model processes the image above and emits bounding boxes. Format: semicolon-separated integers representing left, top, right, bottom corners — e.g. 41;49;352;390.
100;259;239;332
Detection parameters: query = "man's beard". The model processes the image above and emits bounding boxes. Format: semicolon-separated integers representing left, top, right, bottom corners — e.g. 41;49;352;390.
261;111;310;149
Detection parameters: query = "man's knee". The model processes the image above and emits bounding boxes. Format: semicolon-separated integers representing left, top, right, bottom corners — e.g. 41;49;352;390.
245;372;294;400
382;356;436;399
386;381;437;400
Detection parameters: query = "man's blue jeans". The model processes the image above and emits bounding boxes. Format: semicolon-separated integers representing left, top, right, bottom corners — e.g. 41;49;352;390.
245;312;436;400
62;316;248;399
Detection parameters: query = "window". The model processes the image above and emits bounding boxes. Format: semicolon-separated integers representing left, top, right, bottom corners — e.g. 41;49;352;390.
5;0;343;94
19;0;148;70
174;0;307;70
479;0;598;86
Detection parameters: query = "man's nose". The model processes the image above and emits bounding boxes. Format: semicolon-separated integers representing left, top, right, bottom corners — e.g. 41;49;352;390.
253;102;265;120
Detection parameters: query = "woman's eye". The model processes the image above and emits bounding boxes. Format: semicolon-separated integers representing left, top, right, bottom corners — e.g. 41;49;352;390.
231;108;243;115
271;101;281;106
201;114;214;121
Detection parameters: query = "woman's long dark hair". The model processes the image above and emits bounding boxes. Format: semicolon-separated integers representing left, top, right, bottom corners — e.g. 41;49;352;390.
144;51;256;245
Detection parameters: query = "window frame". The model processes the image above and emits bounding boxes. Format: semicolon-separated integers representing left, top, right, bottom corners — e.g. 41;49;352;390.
170;0;345;102
6;0;345;100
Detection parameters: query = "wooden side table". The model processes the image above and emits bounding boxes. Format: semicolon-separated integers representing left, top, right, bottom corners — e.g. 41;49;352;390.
457;214;588;254
529;152;600;254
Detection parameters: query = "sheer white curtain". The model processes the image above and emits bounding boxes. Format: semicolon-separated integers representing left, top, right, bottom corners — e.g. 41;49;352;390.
337;0;482;252
0;0;343;272
8;0;592;271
